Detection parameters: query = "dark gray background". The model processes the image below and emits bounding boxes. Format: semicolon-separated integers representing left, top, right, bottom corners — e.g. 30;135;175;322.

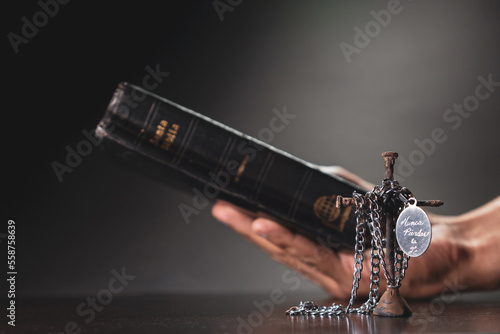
3;0;500;298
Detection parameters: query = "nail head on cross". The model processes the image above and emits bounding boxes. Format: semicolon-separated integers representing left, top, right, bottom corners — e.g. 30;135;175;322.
382;151;398;180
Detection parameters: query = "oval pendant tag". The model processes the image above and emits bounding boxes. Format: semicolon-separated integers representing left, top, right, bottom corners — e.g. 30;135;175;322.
396;200;432;257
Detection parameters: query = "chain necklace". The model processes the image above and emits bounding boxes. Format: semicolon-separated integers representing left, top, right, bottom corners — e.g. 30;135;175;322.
286;180;411;317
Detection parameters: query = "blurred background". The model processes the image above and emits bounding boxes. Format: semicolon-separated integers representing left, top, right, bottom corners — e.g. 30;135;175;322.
3;0;500;298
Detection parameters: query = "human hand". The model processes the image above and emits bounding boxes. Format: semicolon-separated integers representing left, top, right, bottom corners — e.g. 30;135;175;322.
212;166;480;299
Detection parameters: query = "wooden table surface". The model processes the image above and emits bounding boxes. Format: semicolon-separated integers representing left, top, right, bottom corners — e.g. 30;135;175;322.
5;292;500;333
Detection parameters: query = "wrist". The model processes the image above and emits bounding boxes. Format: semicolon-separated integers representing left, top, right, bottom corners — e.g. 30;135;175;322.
453;197;500;291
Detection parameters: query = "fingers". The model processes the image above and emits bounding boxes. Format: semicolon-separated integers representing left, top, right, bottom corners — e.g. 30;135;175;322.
212;201;326;267
251;218;335;266
211;200;255;235
212;200;361;298
213;200;334;267
250;218;352;296
212;200;287;254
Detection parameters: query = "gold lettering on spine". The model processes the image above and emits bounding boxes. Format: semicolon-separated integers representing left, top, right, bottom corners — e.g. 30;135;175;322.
148;120;179;151
149;120;168;146
234;154;249;183
160;123;179;151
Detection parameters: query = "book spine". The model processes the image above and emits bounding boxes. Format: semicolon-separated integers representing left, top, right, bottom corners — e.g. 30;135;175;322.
96;82;364;249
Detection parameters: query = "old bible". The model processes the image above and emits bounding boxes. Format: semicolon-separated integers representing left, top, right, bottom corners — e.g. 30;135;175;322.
96;82;365;249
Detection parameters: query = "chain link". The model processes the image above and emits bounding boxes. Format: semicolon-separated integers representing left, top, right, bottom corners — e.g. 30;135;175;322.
286;180;413;317
394;243;409;286
346;200;366;312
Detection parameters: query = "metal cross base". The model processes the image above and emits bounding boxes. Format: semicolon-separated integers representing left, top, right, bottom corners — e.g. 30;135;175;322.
336;152;443;317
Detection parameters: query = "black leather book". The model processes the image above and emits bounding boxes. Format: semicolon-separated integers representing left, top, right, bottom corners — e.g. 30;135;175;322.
96;82;365;249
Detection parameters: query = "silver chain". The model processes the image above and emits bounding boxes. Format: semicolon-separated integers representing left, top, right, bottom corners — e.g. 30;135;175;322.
286;180;412;317
394;243;409;286
346;196;366;312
